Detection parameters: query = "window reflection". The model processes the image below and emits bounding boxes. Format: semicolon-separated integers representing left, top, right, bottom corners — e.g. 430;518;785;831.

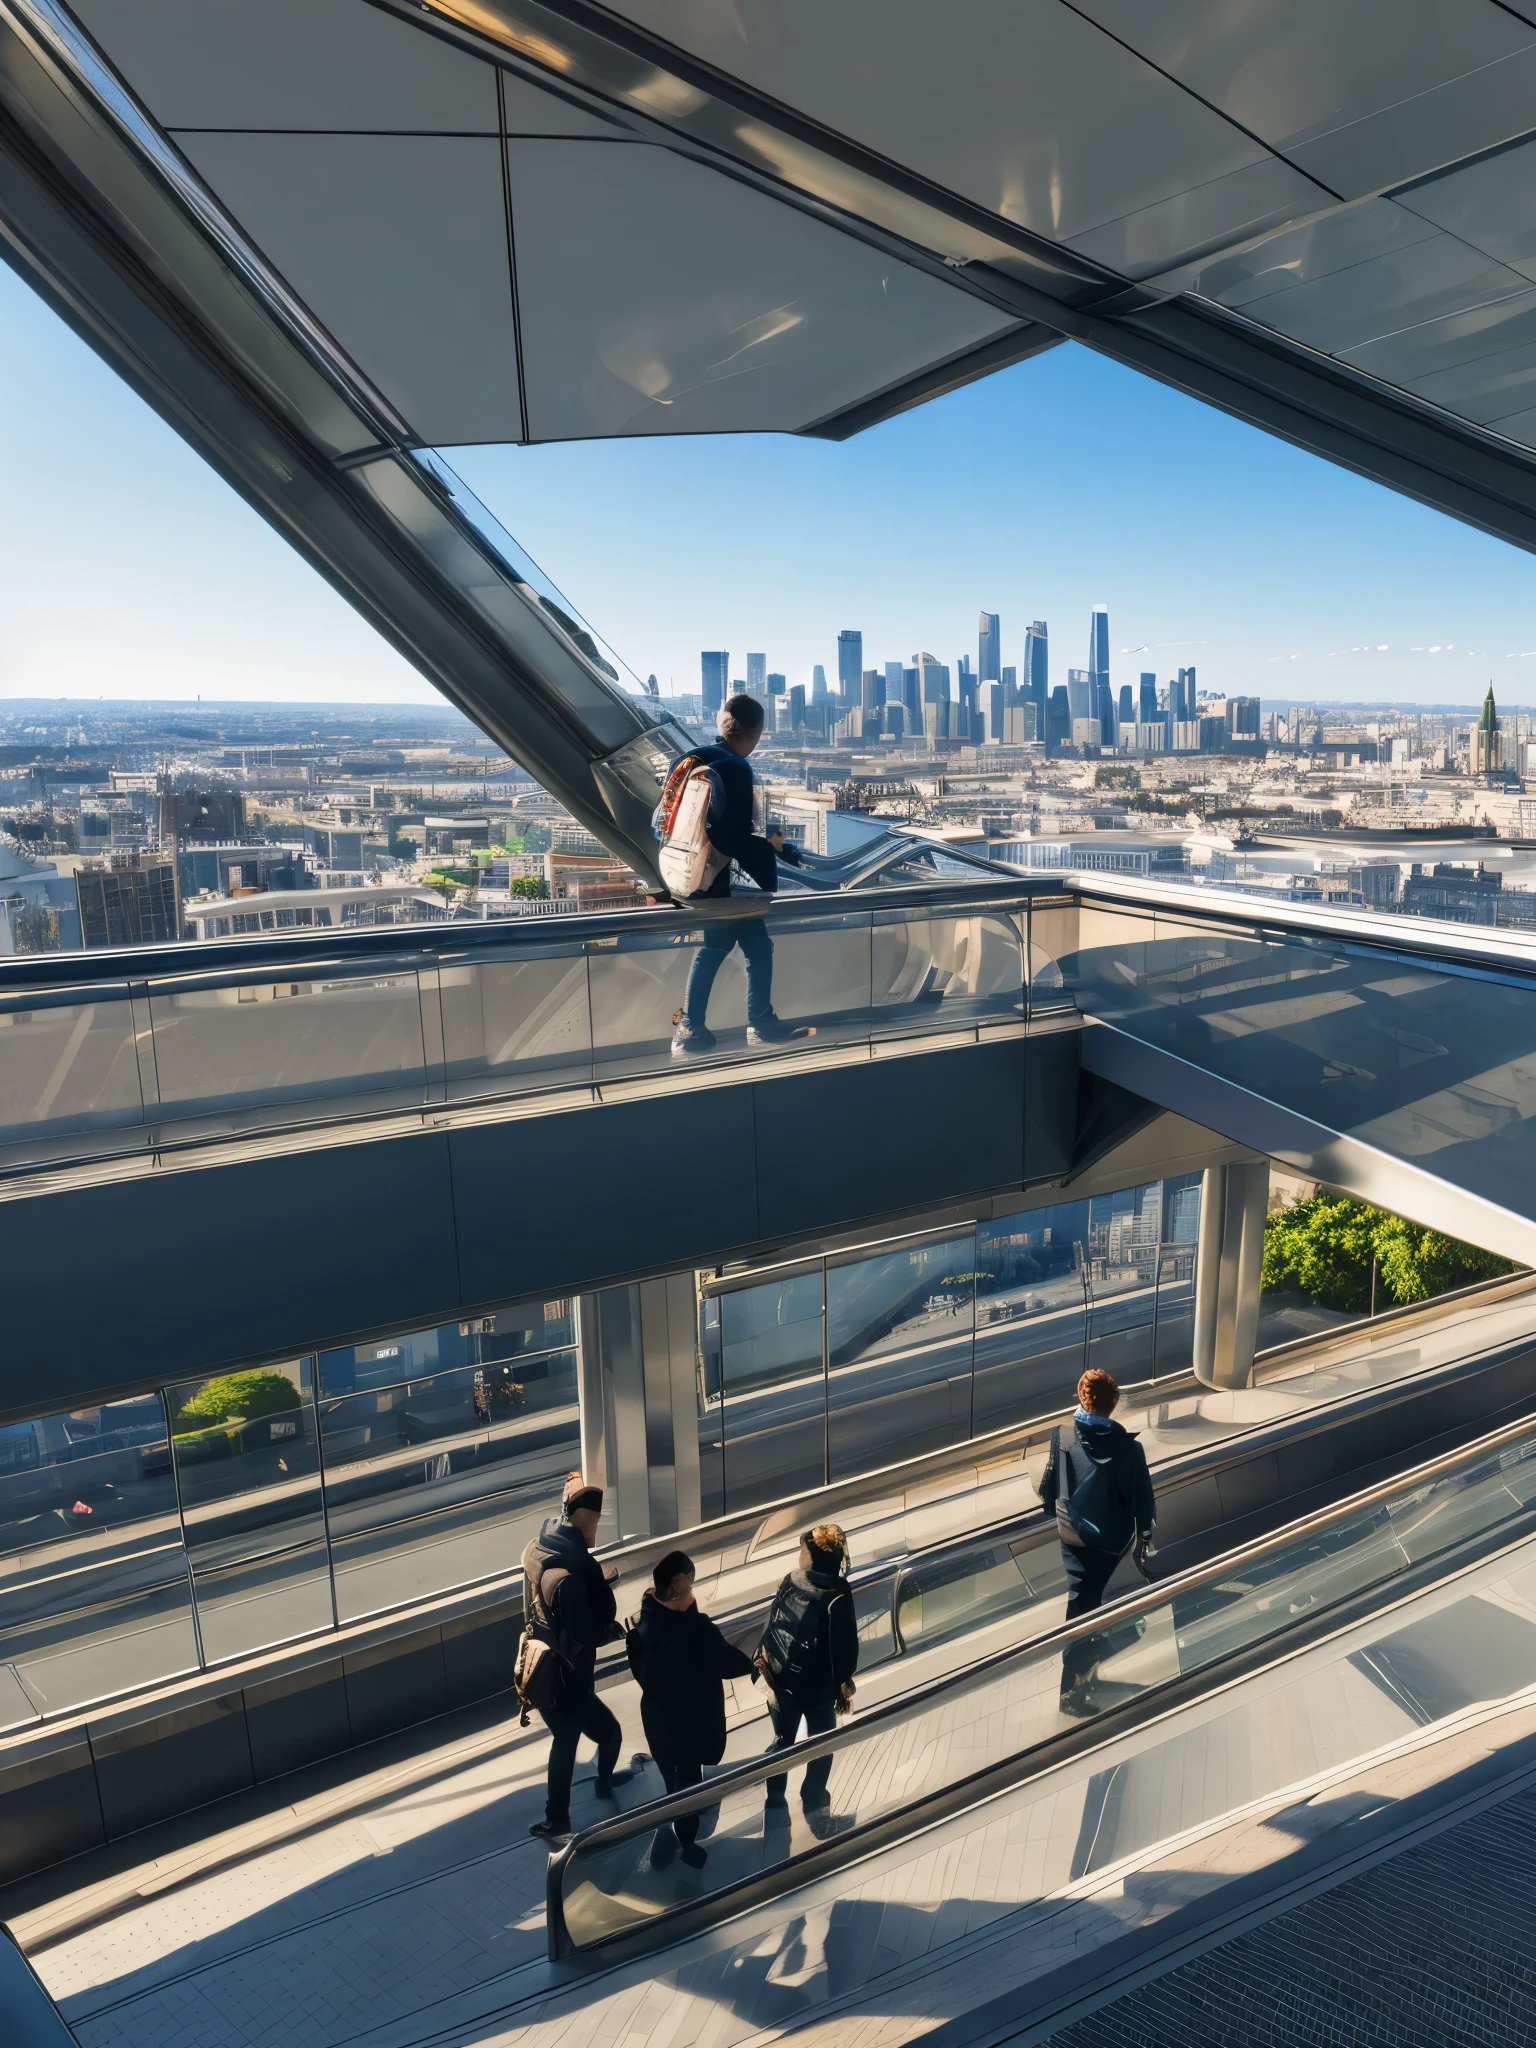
167;1360;331;1664
319;1312;579;1623
826;1235;975;1479
973;1199;1091;1435
0;1394;195;1719
720;1272;825;1513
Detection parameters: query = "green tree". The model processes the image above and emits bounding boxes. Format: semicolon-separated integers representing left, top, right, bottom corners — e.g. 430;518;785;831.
508;874;545;900
176;1369;298;1428
1262;1193;1514;1312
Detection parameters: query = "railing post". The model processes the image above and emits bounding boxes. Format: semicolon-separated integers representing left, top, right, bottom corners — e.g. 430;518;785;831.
1192;1161;1269;1389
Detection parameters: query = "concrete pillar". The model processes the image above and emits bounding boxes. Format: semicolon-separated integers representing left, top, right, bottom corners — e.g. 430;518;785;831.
1192;1161;1269;1389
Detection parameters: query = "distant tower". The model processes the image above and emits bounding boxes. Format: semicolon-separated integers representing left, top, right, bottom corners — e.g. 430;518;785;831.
1023;621;1048;736
812;664;830;704
746;653;766;695
1474;683;1502;782
978;612;1001;683
1089;605;1111;743
837;631;863;701
700;651;729;717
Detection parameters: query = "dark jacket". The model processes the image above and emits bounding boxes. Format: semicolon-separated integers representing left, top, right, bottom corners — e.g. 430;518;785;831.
759;1566;860;1704
1038;1415;1155;1557
521;1517;618;1691
688;743;802;897
625;1592;755;1767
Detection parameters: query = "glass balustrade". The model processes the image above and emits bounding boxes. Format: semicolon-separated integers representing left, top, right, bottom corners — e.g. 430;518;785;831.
549;1414;1536;1957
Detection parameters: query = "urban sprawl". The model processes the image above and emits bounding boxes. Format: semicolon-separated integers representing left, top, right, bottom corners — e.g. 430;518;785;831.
3;602;1536;953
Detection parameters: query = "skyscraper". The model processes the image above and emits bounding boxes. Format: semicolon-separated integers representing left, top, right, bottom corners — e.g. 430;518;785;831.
837;631;863;700
1474;685;1502;781
986;680;1005;743
746;652;766;694
812;664;830;704
1118;683;1135;729
1174;666;1197;721
978;612;1001;683
1023;621;1048;738
1088;605;1112;745
884;660;904;705
700;650;729;717
1139;672;1158;723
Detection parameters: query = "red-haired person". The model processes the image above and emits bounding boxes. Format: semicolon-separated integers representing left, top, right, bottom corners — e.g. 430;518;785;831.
1038;1369;1155;1712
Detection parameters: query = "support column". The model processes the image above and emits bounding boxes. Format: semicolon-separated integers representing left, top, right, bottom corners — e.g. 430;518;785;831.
1192;1161;1269;1389
577;1274;703;1543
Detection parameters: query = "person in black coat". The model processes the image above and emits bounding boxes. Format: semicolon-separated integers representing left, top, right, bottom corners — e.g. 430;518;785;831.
1037;1368;1156;1711
627;1549;755;1868
522;1473;634;1842
758;1523;860;1822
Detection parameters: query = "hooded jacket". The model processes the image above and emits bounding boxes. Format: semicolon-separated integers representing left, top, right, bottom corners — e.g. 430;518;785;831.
759;1563;860;1704
521;1517;618;1690
625;1591;755;1767
686;743;802;897
1038;1413;1155;1557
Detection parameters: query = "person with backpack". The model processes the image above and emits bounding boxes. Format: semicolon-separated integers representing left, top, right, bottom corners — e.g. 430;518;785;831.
655;693;803;1056
757;1523;859;1825
520;1473;635;1843
626;1548;757;1869
1037;1368;1156;1713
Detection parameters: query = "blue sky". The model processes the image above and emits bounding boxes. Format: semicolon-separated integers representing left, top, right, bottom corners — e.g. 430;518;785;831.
6;251;1536;710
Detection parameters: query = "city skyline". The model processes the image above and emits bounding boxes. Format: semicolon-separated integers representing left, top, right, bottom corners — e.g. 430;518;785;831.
11;256;1536;709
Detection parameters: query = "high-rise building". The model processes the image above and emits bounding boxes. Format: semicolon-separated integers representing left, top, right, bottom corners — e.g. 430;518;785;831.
811;664;830;703
916;654;951;743
1088;605;1110;742
884;660;904;705
700;650;729;717
746;653;766;694
1139;672;1159;723
75;853;179;949
1023;621;1048;736
1474;685;1502;780
1066;668;1094;724
789;683;807;728
766;672;786;695
986;680;1005;743
861;668;884;713
837;631;863;699
1173;666;1197;721
1227;695;1261;739
978;611;1001;683
1046;685;1071;753
1118;683;1135;729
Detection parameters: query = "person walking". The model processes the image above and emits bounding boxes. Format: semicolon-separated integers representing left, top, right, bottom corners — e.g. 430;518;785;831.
626;1548;756;1869
1038;1368;1155;1714
758;1523;859;1827
669;692;802;1057
522;1472;634;1843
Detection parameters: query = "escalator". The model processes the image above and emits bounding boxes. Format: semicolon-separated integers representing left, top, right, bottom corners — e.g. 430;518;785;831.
547;1403;1536;1973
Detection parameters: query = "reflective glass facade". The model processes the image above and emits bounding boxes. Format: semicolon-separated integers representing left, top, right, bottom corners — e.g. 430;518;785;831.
0;1299;576;1727
698;1174;1202;1517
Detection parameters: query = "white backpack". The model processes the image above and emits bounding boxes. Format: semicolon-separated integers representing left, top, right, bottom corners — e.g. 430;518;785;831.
654;757;729;898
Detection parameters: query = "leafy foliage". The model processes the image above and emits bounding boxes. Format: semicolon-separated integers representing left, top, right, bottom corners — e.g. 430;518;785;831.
14;904;59;953
1262;1194;1515;1312
177;1370;298;1427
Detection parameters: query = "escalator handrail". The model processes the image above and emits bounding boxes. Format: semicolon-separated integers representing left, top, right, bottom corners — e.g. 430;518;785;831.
547;1400;1536;1957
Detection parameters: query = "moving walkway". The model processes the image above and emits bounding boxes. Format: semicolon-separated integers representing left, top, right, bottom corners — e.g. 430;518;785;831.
546;1398;1536;1984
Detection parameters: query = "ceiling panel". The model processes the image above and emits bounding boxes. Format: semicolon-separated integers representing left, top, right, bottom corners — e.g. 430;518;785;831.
1397;138;1536;282
1405;337;1536;425
1479;405;1536;449
1186;200;1440;311
71;0;497;131
506;140;1014;440
1066;156;1323;281
177;134;522;443
499;72;632;140
1074;1;1532;160
1230;234;1528;357
1338;286;1536;390
600;0;1282;247
1288;47;1536;201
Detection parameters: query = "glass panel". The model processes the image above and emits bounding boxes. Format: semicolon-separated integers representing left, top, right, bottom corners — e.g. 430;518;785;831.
1153;1174;1202;1379
320;1345;579;1622
555;1419;1536;1955
698;1298;725;1525
146;971;429;1131
0;1395;196;1716
825;1235;975;1480
719;1272;825;1513
0;992;145;1154
1085;1182;1162;1384
896;1528;1067;1655
1026;897;1079;1018
319;1298;573;1395
167;1360;330;1663
972;1200;1091;1434
437;945;593;1101
870;911;1023;1032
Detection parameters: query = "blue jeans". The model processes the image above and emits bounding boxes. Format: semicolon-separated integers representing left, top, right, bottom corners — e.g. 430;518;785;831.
684;917;775;1028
